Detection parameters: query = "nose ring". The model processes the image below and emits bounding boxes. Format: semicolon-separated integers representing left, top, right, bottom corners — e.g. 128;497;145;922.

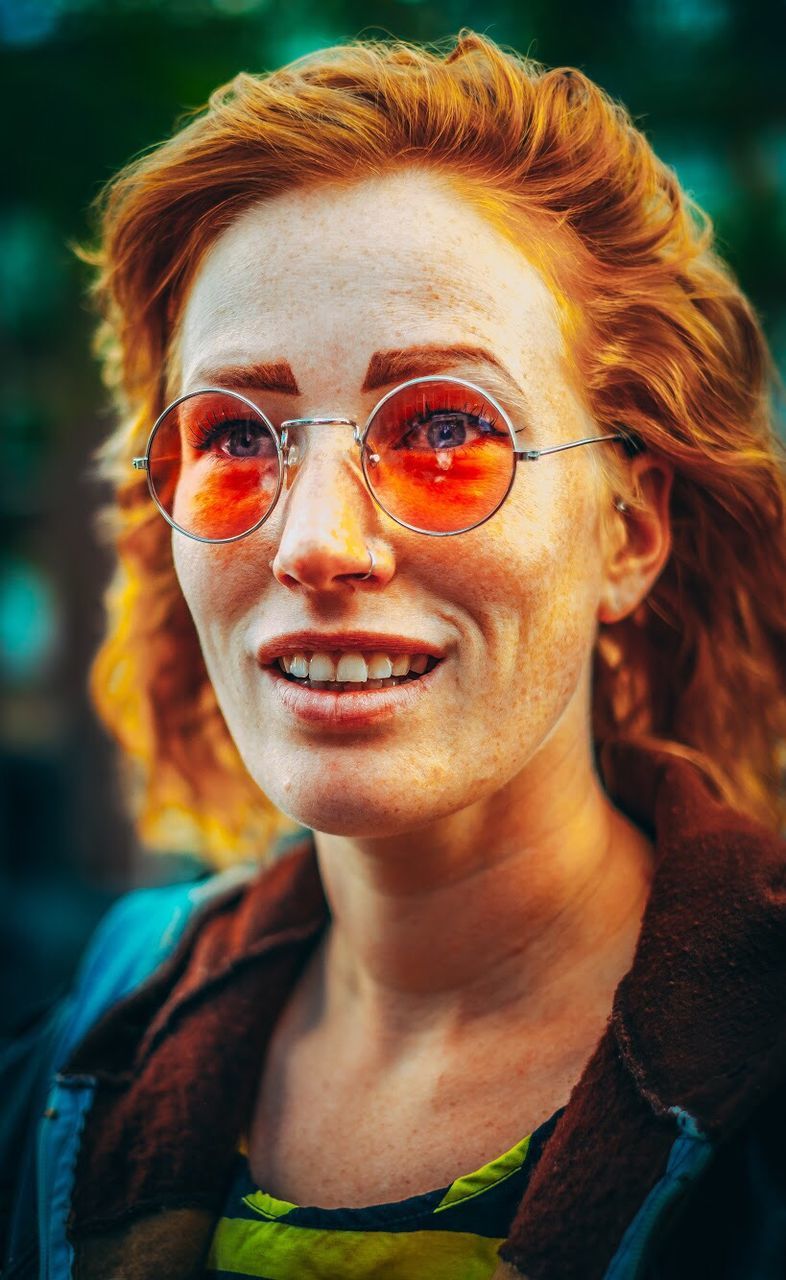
357;547;376;580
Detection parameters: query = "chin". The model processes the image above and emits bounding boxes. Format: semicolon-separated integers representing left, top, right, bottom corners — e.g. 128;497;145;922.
245;766;424;838
256;782;410;837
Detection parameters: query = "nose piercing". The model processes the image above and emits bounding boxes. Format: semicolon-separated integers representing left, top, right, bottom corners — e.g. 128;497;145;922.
357;547;376;580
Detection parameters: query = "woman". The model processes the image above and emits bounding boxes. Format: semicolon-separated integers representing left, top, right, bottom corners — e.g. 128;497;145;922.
3;30;786;1280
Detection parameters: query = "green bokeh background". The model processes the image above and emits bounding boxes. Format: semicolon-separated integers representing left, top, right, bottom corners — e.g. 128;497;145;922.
1;0;785;1017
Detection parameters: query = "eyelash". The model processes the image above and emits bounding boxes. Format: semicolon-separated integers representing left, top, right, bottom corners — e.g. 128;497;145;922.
186;412;268;452
182;393;514;455
395;399;507;441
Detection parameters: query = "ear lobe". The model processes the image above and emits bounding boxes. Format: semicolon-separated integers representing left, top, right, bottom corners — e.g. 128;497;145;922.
597;458;673;626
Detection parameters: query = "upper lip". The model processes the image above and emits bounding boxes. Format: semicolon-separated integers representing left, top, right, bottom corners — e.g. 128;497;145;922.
257;630;447;666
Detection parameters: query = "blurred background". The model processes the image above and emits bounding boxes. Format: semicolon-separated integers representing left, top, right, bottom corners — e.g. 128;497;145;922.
2;0;785;1026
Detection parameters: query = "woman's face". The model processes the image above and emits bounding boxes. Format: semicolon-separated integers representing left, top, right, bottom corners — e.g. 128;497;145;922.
172;168;618;837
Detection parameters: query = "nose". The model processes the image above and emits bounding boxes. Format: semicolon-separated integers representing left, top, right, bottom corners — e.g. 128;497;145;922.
270;426;395;593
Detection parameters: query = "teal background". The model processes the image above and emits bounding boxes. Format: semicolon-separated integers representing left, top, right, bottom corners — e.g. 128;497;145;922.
1;0;785;1020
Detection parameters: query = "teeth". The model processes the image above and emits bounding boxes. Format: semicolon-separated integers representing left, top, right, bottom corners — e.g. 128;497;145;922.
274;650;437;685
336;653;368;682
309;652;335;681
289;653;309;678
367;653;393;679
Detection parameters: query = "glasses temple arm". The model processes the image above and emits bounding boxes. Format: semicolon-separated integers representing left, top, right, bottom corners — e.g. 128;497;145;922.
514;432;639;461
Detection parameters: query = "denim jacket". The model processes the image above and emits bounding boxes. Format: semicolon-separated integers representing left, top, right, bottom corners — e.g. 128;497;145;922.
2;739;786;1279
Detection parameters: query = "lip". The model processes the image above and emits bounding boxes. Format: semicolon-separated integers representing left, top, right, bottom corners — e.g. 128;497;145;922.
257;630;447;666
262;657;446;728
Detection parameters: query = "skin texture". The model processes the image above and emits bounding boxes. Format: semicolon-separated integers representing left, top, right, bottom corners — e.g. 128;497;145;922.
173;168;674;1204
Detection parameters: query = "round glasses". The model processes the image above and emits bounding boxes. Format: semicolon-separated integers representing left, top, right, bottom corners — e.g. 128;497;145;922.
132;374;633;541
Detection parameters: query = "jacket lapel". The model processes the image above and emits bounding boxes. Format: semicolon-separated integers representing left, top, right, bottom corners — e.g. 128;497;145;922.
494;742;786;1279
609;740;786;1138
65;840;329;1277
62;743;786;1280
72;1209;216;1280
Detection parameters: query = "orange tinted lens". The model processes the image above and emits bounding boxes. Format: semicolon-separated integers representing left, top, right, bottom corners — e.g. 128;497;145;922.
148;391;279;540
364;382;514;533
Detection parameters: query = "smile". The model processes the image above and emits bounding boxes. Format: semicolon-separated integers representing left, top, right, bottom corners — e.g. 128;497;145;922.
262;655;446;727
275;650;441;690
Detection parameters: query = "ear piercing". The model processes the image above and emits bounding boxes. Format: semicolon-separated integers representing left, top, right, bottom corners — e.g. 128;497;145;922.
614;498;628;513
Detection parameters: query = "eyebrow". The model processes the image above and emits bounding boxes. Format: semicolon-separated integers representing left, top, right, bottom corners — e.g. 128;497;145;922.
188;344;533;428
361;344;521;394
188;360;301;395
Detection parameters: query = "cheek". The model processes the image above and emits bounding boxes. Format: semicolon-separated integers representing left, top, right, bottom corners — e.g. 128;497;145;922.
172;539;215;630
480;469;602;678
501;452;599;575
536;487;604;653
171;538;255;668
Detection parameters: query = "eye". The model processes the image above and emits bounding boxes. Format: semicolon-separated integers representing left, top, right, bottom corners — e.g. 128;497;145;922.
395;401;508;452
203;418;275;459
184;408;278;461
425;411;477;450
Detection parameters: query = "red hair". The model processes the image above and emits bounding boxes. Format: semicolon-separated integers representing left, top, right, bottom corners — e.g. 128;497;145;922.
83;31;786;862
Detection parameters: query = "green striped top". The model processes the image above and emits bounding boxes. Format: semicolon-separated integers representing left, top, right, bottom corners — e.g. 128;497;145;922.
205;1106;563;1279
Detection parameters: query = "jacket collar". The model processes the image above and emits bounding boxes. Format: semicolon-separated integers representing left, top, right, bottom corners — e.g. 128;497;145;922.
606;739;786;1137
495;739;786;1278
64;740;786;1279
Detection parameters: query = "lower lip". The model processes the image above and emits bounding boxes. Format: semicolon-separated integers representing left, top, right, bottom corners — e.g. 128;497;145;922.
261;661;446;728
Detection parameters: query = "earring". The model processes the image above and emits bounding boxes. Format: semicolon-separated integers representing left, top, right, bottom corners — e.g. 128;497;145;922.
614;497;628;513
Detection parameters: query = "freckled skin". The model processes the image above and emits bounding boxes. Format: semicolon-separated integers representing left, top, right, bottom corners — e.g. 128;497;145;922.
172;172;673;1195
174;171;610;845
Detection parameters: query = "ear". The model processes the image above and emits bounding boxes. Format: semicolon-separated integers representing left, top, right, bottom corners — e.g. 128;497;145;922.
597;454;674;625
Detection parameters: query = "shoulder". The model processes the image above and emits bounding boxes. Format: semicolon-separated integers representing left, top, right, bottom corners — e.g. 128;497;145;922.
1;864;258;1136
62;863;260;1058
75;866;259;1002
0;863;260;1271
649;1069;786;1279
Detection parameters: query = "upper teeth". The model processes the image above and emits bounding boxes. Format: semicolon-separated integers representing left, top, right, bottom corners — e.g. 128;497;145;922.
278;652;432;681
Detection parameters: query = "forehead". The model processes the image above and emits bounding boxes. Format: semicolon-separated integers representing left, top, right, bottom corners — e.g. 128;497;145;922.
178;168;567;397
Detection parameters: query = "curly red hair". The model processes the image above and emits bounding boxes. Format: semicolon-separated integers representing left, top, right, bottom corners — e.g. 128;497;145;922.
82;31;786;862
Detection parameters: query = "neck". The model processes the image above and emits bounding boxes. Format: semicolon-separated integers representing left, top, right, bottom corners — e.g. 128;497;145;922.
312;727;655;1053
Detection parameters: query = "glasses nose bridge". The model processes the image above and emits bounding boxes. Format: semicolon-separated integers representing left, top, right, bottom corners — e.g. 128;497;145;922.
279;415;368;477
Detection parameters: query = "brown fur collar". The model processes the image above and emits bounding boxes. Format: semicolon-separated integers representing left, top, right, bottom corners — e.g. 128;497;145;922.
63;741;786;1279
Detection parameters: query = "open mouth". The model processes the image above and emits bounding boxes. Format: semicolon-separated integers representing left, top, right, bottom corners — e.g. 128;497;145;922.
273;654;443;692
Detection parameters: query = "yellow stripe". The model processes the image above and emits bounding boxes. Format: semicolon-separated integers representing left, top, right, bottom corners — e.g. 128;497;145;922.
242;1190;299;1220
435;1133;532;1212
207;1219;504;1279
